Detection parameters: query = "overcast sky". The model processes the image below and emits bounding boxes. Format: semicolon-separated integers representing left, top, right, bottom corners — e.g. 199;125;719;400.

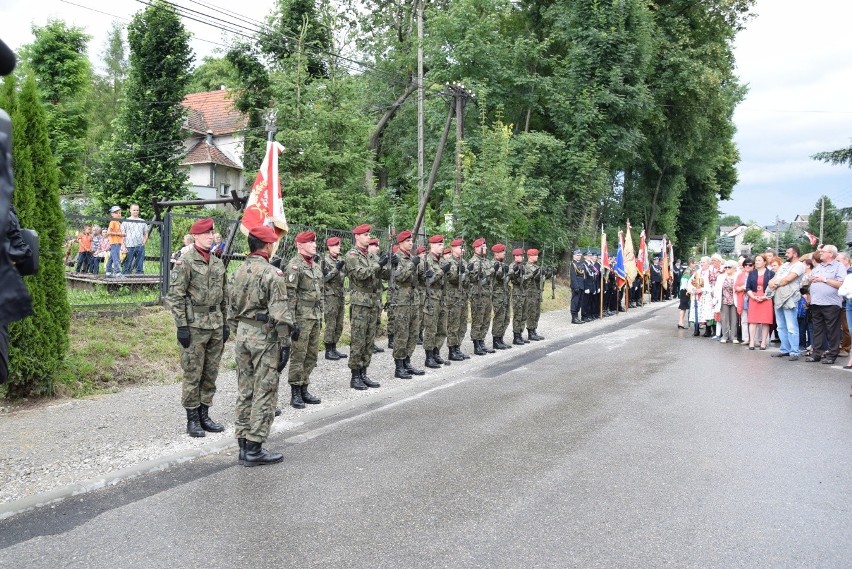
4;0;852;228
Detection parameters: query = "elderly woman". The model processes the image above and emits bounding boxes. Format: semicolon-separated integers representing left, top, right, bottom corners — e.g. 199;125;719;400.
687;256;713;336
714;260;740;343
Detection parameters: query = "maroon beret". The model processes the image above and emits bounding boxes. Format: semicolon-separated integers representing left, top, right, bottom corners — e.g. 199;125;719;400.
491;243;506;253
249;225;278;244
352;223;371;235
326;236;341;247
189;218;214;235
428;234;444;244
392;245;399;253
396;230;413;244
442;247;451;255
472;237;486;248
295;231;316;244
415;246;426;255
369;238;380;246
451;238;464;247
527;248;539;256
512;248;524;256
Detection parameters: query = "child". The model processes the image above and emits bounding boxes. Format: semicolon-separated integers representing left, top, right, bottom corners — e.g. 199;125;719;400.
106;206;124;276
74;226;93;273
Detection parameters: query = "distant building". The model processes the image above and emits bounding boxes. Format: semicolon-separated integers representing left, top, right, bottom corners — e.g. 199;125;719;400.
181;89;247;207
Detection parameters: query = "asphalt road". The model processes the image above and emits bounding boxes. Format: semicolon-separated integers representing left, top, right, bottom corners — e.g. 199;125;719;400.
2;308;850;568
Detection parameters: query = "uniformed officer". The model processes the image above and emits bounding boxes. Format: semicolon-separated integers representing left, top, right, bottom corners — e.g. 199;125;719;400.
390;230;425;378
346;224;385;390
284;231;323;409
386;243;400;350
650;255;662;301
166;217;229;438
489;243;512;350
423;234;451;368
590;250;602;318
524;248;545;341
509;248;528;344
445;237;470;361
468;237;496;355
569;249;585;324
322;235;348;360
582;250;596;321
227;225;294;466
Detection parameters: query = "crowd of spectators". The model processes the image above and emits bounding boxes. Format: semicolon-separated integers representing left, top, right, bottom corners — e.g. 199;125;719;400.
678;244;852;366
71;204;150;277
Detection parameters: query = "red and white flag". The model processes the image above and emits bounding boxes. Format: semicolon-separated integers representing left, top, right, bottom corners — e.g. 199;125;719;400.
803;231;818;246
637;229;648;275
240;141;288;238
624;223;638;285
601;226;609;269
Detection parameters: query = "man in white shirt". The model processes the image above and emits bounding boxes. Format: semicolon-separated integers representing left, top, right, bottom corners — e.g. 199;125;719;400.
121;204;149;275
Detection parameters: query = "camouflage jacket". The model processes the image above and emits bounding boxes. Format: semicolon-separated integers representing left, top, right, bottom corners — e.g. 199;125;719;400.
468;253;495;299
509;261;526;297
444;256;468;303
285;254;324;321
345;246;382;309
390;250;418;306
524;262;543;298
491;259;510;301
226;255;293;343
166;246;228;329
424;253;446;303
322;253;346;298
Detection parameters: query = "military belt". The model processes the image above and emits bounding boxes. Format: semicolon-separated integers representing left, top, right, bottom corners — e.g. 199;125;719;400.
192;304;218;312
237;317;265;328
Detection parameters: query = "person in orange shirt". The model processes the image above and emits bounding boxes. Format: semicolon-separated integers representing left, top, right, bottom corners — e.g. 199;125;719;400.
74;225;93;273
106;206;124;277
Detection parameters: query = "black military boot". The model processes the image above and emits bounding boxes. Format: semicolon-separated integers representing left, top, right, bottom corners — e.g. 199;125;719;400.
238;438;246;463
332;343;348;359
492;337;508;350
449;345;465;361
498;336;512;349
387;334;395;349
324;342;340;360
513;332;525;345
528;329;544;341
186;408;205;438
425;348;441;368
372;344;385;353
243;440;284;467
198;404;224;432
360;367;381;388
433;347;449;365
404;356;425;376
350;367;368;390
473;339;487;355
301;384;321;404
483;340;495;354
571;314;583;324
394;358;412;379
290;384;305;409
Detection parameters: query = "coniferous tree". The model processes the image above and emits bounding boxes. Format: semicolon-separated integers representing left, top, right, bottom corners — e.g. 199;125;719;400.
807;196;847;249
4;75;70;398
91;0;193;215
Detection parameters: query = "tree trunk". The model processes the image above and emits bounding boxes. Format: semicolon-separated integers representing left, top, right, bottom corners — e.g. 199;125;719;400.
364;78;417;196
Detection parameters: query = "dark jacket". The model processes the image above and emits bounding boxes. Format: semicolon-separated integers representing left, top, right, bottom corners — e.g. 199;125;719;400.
746;268;775;294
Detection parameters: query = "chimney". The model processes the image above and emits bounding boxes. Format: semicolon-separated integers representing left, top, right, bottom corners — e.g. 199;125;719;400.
206;130;213;145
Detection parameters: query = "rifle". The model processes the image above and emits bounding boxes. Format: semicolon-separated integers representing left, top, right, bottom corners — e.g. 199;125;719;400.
539;247;546;293
387;225;396;307
551;244;556;300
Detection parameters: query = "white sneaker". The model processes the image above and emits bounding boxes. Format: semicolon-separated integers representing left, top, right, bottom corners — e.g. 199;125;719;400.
720;338;727;343
732;340;741;344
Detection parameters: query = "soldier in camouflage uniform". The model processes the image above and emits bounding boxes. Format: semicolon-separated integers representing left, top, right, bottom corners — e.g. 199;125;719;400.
227;225;294;466
415;245;427;347
322;235;348;360
524;248;545;341
468;237;496;356
284;231;324;409
369;237;387;355
423;235;451;369
509;248;528;345
445;237;470;361
166;218;229;438
345;224;386;390
390;230;425;379
385;244;399;350
489;243;513;350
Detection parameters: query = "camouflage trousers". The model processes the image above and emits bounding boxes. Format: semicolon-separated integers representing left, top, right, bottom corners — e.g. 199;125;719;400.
323;294;345;344
349;304;379;370
446;296;468;347
512;293;527;333
469;292;492;341
234;327;280;443
423;299;448;351
289;318;321;386
525;292;543;330
391;303;418;359
491;292;511;338
180;326;224;409
386;303;395;339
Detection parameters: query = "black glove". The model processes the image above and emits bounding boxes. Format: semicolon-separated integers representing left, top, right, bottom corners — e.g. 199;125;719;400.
222;325;230;343
322;264;330;276
425;269;434;279
467;262;475;271
291;325;301;342
391;255;399;267
177;326;191;349
532;268;540;278
336;259;345;270
277;345;291;373
513;264;521;273
312;255;320;263
459;262;466;274
411;255;421;267
378;253;389;267
441;262;451;273
270;257;283;269
493;262;501;270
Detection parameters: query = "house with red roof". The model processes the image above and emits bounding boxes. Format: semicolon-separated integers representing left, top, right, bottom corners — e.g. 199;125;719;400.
181;88;247;204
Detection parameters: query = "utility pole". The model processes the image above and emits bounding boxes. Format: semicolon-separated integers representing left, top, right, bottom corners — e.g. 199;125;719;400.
819;196;825;244
775;214;780;253
416;0;425;242
451;83;473;206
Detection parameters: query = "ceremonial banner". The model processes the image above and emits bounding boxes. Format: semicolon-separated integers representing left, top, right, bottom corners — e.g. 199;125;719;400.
637;229;648;276
614;231;627;288
661;237;670;290
803;231;818;246
624;223;638;285
240;141;288;238
601;227;609;268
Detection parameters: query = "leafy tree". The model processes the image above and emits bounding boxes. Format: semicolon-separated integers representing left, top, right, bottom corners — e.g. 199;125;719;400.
719;214;743;227
91;0;193;215
261;0;332;78
3;75;70;398
24;20;92;195
186;56;240;94
807;195;847;248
